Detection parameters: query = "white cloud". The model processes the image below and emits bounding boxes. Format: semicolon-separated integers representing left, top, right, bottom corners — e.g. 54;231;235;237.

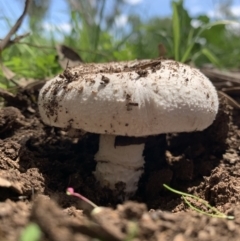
115;14;128;27
42;22;72;33
207;4;240;35
208;4;240;19
227;22;240;35
124;0;142;5
206;4;240;35
191;19;202;28
207;9;222;19
230;5;240;17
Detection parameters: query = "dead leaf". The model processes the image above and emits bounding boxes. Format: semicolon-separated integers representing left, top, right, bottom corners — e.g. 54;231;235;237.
56;44;83;69
158;43;167;58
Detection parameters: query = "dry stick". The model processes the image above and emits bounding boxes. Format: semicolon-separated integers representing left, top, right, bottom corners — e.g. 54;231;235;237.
0;0;30;52
0;0;30;88
201;68;240;86
0;33;30;49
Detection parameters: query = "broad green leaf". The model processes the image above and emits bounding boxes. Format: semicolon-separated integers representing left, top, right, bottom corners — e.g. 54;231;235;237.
196;20;238;39
181;20;238;63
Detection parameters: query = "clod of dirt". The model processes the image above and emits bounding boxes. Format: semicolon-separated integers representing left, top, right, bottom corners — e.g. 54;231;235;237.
0;176;22;198
195;166;240;208
0;200;30;241
0;107;26;137
0;140;21;160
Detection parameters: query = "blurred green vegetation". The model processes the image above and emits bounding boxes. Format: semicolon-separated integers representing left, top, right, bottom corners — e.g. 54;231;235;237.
20;222;41;241
0;0;240;86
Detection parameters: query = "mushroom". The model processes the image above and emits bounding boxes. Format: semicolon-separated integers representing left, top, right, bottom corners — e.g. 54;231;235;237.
38;59;219;198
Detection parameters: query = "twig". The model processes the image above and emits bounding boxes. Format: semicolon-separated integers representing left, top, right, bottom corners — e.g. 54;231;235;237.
0;0;30;52
0;33;30;49
201;67;240;86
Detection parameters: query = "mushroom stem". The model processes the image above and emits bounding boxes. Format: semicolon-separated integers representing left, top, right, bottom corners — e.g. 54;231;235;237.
94;134;145;197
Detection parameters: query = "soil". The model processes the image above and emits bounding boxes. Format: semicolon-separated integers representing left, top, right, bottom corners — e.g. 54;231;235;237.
1;81;240;241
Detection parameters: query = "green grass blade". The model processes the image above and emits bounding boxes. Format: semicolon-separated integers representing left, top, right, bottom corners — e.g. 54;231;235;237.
163;184;234;220
187;27;194;45
180;27;195;62
172;2;180;61
180;43;194;63
201;48;221;67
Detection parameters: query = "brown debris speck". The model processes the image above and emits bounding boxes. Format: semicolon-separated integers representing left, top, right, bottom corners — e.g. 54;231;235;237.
63;68;79;82
78;86;83;93
101;75;110;84
136;69;148;77
128;102;139;107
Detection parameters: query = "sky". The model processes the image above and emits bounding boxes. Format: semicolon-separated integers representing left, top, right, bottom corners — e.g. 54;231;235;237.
0;0;240;38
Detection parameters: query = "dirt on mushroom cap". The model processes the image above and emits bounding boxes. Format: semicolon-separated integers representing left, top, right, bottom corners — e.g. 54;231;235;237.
38;59;219;136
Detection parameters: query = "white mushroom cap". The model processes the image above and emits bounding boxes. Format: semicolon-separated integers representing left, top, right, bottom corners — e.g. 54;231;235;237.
38;59;219;136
